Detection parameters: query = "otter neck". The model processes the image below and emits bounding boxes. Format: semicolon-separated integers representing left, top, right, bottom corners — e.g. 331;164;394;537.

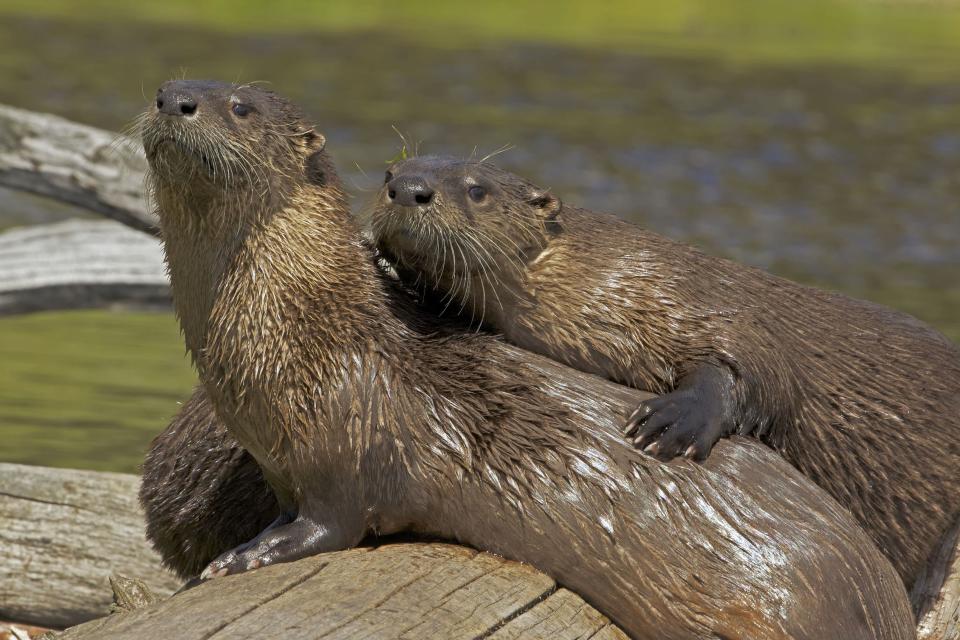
161;174;395;479
157;177;371;368
158;187;248;360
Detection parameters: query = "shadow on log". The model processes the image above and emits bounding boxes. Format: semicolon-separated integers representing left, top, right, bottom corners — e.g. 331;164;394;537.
915;518;960;639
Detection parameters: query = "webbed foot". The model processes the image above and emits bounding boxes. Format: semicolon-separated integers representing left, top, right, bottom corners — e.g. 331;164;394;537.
199;511;330;579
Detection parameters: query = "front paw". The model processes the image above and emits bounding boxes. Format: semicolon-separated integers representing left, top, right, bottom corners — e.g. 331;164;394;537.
200;534;280;579
199;515;326;580
624;390;722;461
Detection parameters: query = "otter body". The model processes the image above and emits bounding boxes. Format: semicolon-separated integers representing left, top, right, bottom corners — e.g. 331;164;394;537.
139;387;280;578
371;155;960;588
139;81;915;638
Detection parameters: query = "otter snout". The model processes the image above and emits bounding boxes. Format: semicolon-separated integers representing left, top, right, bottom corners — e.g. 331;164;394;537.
387;175;434;206
155;82;203;117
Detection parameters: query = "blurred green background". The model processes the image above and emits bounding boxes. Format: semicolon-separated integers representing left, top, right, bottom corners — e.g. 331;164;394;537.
1;0;958;473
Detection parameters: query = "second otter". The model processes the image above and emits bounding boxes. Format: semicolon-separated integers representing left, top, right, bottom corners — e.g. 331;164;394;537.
371;155;960;589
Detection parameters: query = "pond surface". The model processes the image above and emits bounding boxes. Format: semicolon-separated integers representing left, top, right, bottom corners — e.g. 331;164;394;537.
0;14;957;471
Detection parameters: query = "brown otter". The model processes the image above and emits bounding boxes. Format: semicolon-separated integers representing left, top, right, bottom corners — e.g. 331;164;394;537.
139;80;915;638
369;155;960;589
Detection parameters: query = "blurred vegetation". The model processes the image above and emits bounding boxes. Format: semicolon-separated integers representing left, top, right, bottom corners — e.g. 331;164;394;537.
3;0;960;75
0;0;957;472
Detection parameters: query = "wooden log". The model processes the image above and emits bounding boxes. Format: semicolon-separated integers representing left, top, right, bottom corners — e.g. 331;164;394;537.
0;104;157;235
54;544;627;640
0;220;169;315
0;463;180;628
0;464;625;639
915;516;960;640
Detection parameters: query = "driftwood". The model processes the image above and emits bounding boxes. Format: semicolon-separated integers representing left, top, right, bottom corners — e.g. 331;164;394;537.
0;220;169;316
0;104;959;638
0;104;157;235
0;464;625;639
57;545;627;640
916;518;960;639
0;463;179;628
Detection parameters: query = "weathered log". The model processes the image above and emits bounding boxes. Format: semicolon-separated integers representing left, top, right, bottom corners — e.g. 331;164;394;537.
915;516;960;640
55;544;627;640
0;220;169;315
0;464;626;639
0;104;157;235
0;463;180;628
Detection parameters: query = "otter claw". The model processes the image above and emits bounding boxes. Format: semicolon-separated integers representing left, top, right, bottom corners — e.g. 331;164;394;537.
624;404;652;437
199;563;229;581
625;390;722;461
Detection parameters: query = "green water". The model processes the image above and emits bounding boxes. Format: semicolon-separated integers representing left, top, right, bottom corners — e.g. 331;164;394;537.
0;2;958;472
0;311;195;472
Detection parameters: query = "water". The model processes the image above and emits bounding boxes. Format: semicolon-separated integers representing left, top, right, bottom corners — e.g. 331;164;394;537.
0;14;957;471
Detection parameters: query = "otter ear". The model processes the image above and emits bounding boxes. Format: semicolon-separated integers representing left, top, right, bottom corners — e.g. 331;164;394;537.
526;188;562;223
305;149;330;187
302;128;330;186
303;129;326;151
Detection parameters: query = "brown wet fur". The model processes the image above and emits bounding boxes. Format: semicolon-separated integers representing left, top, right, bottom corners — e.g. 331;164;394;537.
370;154;960;594
138;82;915;639
139;386;280;578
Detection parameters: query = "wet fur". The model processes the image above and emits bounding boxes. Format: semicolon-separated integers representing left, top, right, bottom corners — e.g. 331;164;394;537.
139;83;915;638
139;387;280;578
371;155;960;590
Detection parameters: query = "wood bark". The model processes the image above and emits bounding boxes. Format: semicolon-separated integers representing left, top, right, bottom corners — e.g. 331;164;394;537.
0;463;179;628
0;220;169;316
0;105;157;235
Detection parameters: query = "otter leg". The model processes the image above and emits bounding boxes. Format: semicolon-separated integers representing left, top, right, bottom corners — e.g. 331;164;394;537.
624;364;737;461
199;507;365;580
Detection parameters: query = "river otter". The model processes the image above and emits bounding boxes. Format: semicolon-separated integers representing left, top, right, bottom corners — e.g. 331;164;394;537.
369;154;960;589
139;80;915;638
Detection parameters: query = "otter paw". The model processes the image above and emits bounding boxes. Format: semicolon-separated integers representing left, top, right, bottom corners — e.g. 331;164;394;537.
624;390;722;461
199;515;323;580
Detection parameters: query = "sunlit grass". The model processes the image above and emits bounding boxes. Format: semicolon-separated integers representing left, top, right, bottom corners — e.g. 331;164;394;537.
1;0;959;75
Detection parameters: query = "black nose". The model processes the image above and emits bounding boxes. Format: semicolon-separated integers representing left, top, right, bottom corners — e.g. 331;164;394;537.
156;86;199;116
387;175;434;206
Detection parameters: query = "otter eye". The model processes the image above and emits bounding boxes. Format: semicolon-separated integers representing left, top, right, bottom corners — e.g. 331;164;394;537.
384;170;393;184
468;185;487;202
232;103;250;117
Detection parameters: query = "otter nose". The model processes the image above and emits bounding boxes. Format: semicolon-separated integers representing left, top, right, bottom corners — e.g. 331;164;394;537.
387;175;434;206
156;86;199;117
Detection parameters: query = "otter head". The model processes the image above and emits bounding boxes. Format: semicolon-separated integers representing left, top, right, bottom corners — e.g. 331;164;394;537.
371;155;561;311
141;80;331;228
